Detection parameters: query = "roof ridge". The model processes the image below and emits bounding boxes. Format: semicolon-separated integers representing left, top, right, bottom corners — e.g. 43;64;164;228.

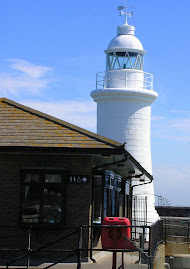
0;98;123;149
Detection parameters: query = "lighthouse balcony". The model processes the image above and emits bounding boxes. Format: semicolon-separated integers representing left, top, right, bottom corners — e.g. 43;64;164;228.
96;69;153;91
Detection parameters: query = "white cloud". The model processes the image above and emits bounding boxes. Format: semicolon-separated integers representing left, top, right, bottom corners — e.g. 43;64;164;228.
169;118;190;133
152;112;190;142
151;115;165;121
8;59;52;78
0;59;52;97
158;134;190;142
21;99;97;133
170;109;190;115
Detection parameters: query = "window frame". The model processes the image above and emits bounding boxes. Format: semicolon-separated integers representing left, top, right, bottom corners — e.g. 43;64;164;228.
20;169;67;226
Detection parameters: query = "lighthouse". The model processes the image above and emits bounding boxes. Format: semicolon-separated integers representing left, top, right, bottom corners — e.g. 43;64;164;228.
91;2;159;224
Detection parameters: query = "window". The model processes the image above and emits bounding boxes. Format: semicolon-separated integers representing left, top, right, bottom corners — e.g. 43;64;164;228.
93;171;130;223
104;171;122;218
106;52;144;71
21;171;67;224
93;175;103;223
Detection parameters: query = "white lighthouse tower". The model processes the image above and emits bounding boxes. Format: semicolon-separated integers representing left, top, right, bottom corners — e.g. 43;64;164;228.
91;2;159;224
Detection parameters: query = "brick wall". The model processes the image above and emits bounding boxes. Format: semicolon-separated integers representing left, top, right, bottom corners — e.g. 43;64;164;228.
0;153;93;263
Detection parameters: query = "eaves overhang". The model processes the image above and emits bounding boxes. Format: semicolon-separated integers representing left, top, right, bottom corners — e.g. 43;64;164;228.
93;151;153;181
0;145;153;181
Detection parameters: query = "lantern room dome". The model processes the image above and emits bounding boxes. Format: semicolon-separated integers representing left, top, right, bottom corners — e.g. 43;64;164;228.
106;34;144;54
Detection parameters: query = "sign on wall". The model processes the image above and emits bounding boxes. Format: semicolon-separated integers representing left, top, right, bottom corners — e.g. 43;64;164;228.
69;175;89;184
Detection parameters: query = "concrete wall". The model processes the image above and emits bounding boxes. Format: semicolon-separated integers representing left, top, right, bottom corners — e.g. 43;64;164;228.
153;244;165;269
165;242;190;269
156;207;190;217
166;242;190;256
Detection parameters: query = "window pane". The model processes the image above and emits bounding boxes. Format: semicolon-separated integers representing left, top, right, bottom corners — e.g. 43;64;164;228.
119;194;124;217
105;174;110;188
43;184;63;223
141;55;144;67
22;183;40;223
108;189;113;216
134;55;142;70
94;186;102;223
128;52;138;69
126;182;130;195
112;190;115;216
114;179;117;190
112;57;120;69
125;57;132;69
107;55;111;70
130;56;137;68
94;175;102;187
24;174;39;182
45;174;62;183
109;55;115;69
103;189;107;217
117;56;124;68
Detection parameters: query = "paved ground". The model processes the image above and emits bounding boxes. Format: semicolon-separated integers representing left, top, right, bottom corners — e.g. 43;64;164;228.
0;253;149;269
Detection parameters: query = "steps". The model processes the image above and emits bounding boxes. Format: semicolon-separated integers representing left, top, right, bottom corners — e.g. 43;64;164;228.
166;254;190;269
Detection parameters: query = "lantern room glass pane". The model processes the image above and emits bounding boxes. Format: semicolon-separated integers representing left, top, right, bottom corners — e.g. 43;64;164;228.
107;52;143;70
117;56;124;68
141;55;144;66
125;58;132;69
135;57;141;70
129;52;137;68
112;57;120;70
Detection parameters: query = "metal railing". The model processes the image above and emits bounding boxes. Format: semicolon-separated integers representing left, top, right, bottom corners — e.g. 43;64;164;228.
149;220;164;257
96;70;153;91
89;224;152;269
0;226;82;269
155;195;171;207
164;218;190;243
0;222;165;269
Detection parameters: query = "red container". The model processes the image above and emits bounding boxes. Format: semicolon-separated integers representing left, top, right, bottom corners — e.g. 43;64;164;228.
101;217;136;250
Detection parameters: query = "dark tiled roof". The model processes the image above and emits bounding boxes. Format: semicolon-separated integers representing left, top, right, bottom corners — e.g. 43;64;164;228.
0;98;123;149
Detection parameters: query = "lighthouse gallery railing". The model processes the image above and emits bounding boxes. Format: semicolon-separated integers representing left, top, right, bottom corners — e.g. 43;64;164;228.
96;69;153;91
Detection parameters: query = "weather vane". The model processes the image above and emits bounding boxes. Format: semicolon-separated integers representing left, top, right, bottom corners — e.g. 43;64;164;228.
117;0;133;25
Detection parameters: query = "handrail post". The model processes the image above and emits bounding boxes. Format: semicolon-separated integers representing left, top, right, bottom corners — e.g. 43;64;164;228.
148;226;151;257
27;228;32;269
77;226;82;269
142;226;145;250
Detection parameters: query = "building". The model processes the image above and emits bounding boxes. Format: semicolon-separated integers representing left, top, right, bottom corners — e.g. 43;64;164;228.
91;3;159;225
0;98;153;264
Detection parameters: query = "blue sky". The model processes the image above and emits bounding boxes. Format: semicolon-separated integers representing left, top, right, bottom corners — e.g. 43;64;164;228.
0;0;189;206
